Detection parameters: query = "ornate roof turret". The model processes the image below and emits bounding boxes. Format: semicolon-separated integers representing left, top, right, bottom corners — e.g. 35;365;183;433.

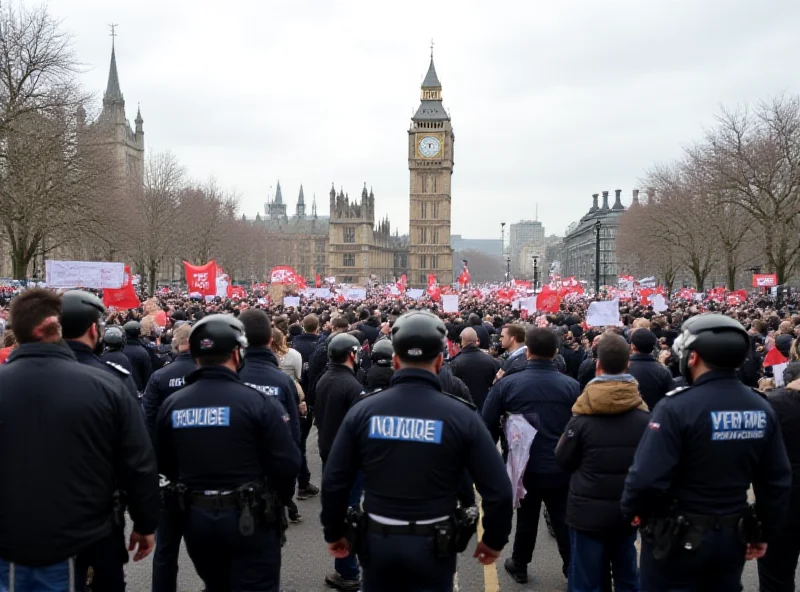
104;38;124;106
413;46;449;122
362;182;368;200
312;193;317;218
297;184;306;217
275;181;283;204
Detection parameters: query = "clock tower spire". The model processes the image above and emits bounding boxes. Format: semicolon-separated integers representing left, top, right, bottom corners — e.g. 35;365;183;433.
407;49;454;287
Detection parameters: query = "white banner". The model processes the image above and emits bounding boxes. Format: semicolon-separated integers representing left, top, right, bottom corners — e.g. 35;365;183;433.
406;288;424;300
345;288;366;301
301;288;332;299
442;294;459;313
283;296;300;308
586;298;622;327
45;260;124;289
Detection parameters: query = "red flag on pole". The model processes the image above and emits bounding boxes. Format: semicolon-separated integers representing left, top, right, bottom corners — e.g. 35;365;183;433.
102;265;140;310
315;274;321;288
184;260;217;296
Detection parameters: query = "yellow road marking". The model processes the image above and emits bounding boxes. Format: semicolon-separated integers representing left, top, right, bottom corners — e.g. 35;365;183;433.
478;500;500;592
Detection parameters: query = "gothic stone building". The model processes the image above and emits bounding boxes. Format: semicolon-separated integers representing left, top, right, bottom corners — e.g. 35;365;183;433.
408;55;454;287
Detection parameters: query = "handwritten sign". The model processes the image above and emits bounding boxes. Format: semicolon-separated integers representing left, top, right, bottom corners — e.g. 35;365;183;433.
45;260;124;289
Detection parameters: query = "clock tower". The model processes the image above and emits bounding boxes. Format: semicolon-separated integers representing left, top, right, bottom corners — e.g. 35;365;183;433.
408;52;454;287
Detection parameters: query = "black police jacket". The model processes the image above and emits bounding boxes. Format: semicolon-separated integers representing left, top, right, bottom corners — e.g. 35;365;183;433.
101;348;134;375
239;347;301;446
292;332;319;393
438;364;474;406
628;353;674;411
124;340;153;391
359;364;394;391
143;352;196;440
483;359;580;477
622;370;792;542
155;366;300;501
450;345;501;412
766;387;800;525
321;368;513;551
66;340;139;401
307;332;338;407
315;364;364;461
0;343;160;566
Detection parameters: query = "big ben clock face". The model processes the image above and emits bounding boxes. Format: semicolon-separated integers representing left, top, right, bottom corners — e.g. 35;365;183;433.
419;135;441;158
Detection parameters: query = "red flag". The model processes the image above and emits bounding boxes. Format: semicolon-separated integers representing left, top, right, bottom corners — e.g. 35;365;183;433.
103;265;140;310
458;269;471;286
427;273;437;289
640;288;654;305
315;274;321;288
400;274;407;287
229;285;247;299
764;347;788;368
428;285;441;301
536;286;562;313
514;279;532;289
184;260;217;297
270;265;300;284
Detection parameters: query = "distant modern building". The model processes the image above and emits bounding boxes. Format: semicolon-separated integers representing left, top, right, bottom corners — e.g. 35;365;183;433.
562;190;629;287
450;235;503;257
509;220;545;276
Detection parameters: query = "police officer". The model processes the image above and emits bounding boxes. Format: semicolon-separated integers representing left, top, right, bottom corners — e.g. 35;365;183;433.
101;325;134;374
0;288;159;590
124;320;153;391
357;338;394;391
61;290;138;401
621;314;792;591
321;310;513;592
143;323;195;592
155;314;300;591
316;332;366;591
238;308;304;523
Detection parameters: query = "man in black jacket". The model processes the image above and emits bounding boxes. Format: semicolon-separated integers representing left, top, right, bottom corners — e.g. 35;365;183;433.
307;316;350;407
123;320;153;391
760;362;800;592
314;333;364;591
451;327;500;411
468;313;490;349
288;313;322;500
556;333;649;592
0;289;159;588
628;329;673;410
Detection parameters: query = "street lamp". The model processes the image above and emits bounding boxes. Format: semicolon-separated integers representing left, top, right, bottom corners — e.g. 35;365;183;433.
532;255;539;292
594;219;601;294
500;222;506;281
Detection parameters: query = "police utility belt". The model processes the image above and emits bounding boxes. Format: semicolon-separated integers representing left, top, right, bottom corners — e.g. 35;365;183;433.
643;504;762;561
346;506;479;559
160;477;288;544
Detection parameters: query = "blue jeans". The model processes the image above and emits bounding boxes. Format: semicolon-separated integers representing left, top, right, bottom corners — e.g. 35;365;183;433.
568;528;638;592
335;471;364;580
0;557;75;592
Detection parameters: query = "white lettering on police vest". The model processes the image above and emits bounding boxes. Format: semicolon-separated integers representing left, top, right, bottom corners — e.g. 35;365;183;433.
168;378;185;388
710;410;766;441
244;383;280;397
171;407;230;429
368;415;443;444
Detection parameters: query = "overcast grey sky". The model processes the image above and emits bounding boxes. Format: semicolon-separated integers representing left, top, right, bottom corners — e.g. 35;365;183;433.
32;0;800;239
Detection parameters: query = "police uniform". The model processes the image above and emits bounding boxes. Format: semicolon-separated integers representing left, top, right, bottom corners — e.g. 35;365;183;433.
321;311;513;592
155;315;300;592
143;351;196;592
101;326;135;375
621;314;792;591
357;339;394;391
58;290;159;592
238;347;301;447
123;321;153;391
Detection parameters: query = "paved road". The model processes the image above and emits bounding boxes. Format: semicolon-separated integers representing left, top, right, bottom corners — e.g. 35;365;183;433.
123;428;781;591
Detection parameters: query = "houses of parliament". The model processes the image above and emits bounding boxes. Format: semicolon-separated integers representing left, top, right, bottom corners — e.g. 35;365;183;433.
254;52;455;287
7;38;455;287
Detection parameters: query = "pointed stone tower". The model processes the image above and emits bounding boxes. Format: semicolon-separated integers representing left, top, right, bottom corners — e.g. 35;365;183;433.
267;181;287;219
296;184;306;218
97;35;144;188
408;49;454;287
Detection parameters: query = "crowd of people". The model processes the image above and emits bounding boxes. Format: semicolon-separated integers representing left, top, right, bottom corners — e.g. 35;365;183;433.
0;282;798;591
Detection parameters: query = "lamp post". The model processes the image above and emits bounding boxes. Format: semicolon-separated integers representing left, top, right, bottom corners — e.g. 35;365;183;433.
594;219;601;294
532;255;539;292
500;222;506;282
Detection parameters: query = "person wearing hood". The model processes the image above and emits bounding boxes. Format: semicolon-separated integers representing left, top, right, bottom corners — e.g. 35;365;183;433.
556;333;650;592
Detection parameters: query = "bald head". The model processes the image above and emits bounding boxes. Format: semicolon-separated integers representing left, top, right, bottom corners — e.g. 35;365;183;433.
460;327;479;348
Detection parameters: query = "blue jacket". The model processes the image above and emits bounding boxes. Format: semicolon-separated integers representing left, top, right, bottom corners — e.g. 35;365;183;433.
239;347;301;446
483;359;580;476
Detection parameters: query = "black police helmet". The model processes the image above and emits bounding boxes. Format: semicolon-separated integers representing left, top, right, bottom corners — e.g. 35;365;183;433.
189;314;248;359
103;326;126;350
391;310;446;362
61;290;105;339
672;313;749;383
371;338;394;365
328;333;361;363
124;321;141;339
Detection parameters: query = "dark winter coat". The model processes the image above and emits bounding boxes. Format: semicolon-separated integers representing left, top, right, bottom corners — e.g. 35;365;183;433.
628;353;674;410
556;376;650;534
450;345;501;412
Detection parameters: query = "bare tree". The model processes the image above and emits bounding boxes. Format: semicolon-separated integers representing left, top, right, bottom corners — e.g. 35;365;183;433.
176;178;239;266
126;151;184;295
705;96;800;283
